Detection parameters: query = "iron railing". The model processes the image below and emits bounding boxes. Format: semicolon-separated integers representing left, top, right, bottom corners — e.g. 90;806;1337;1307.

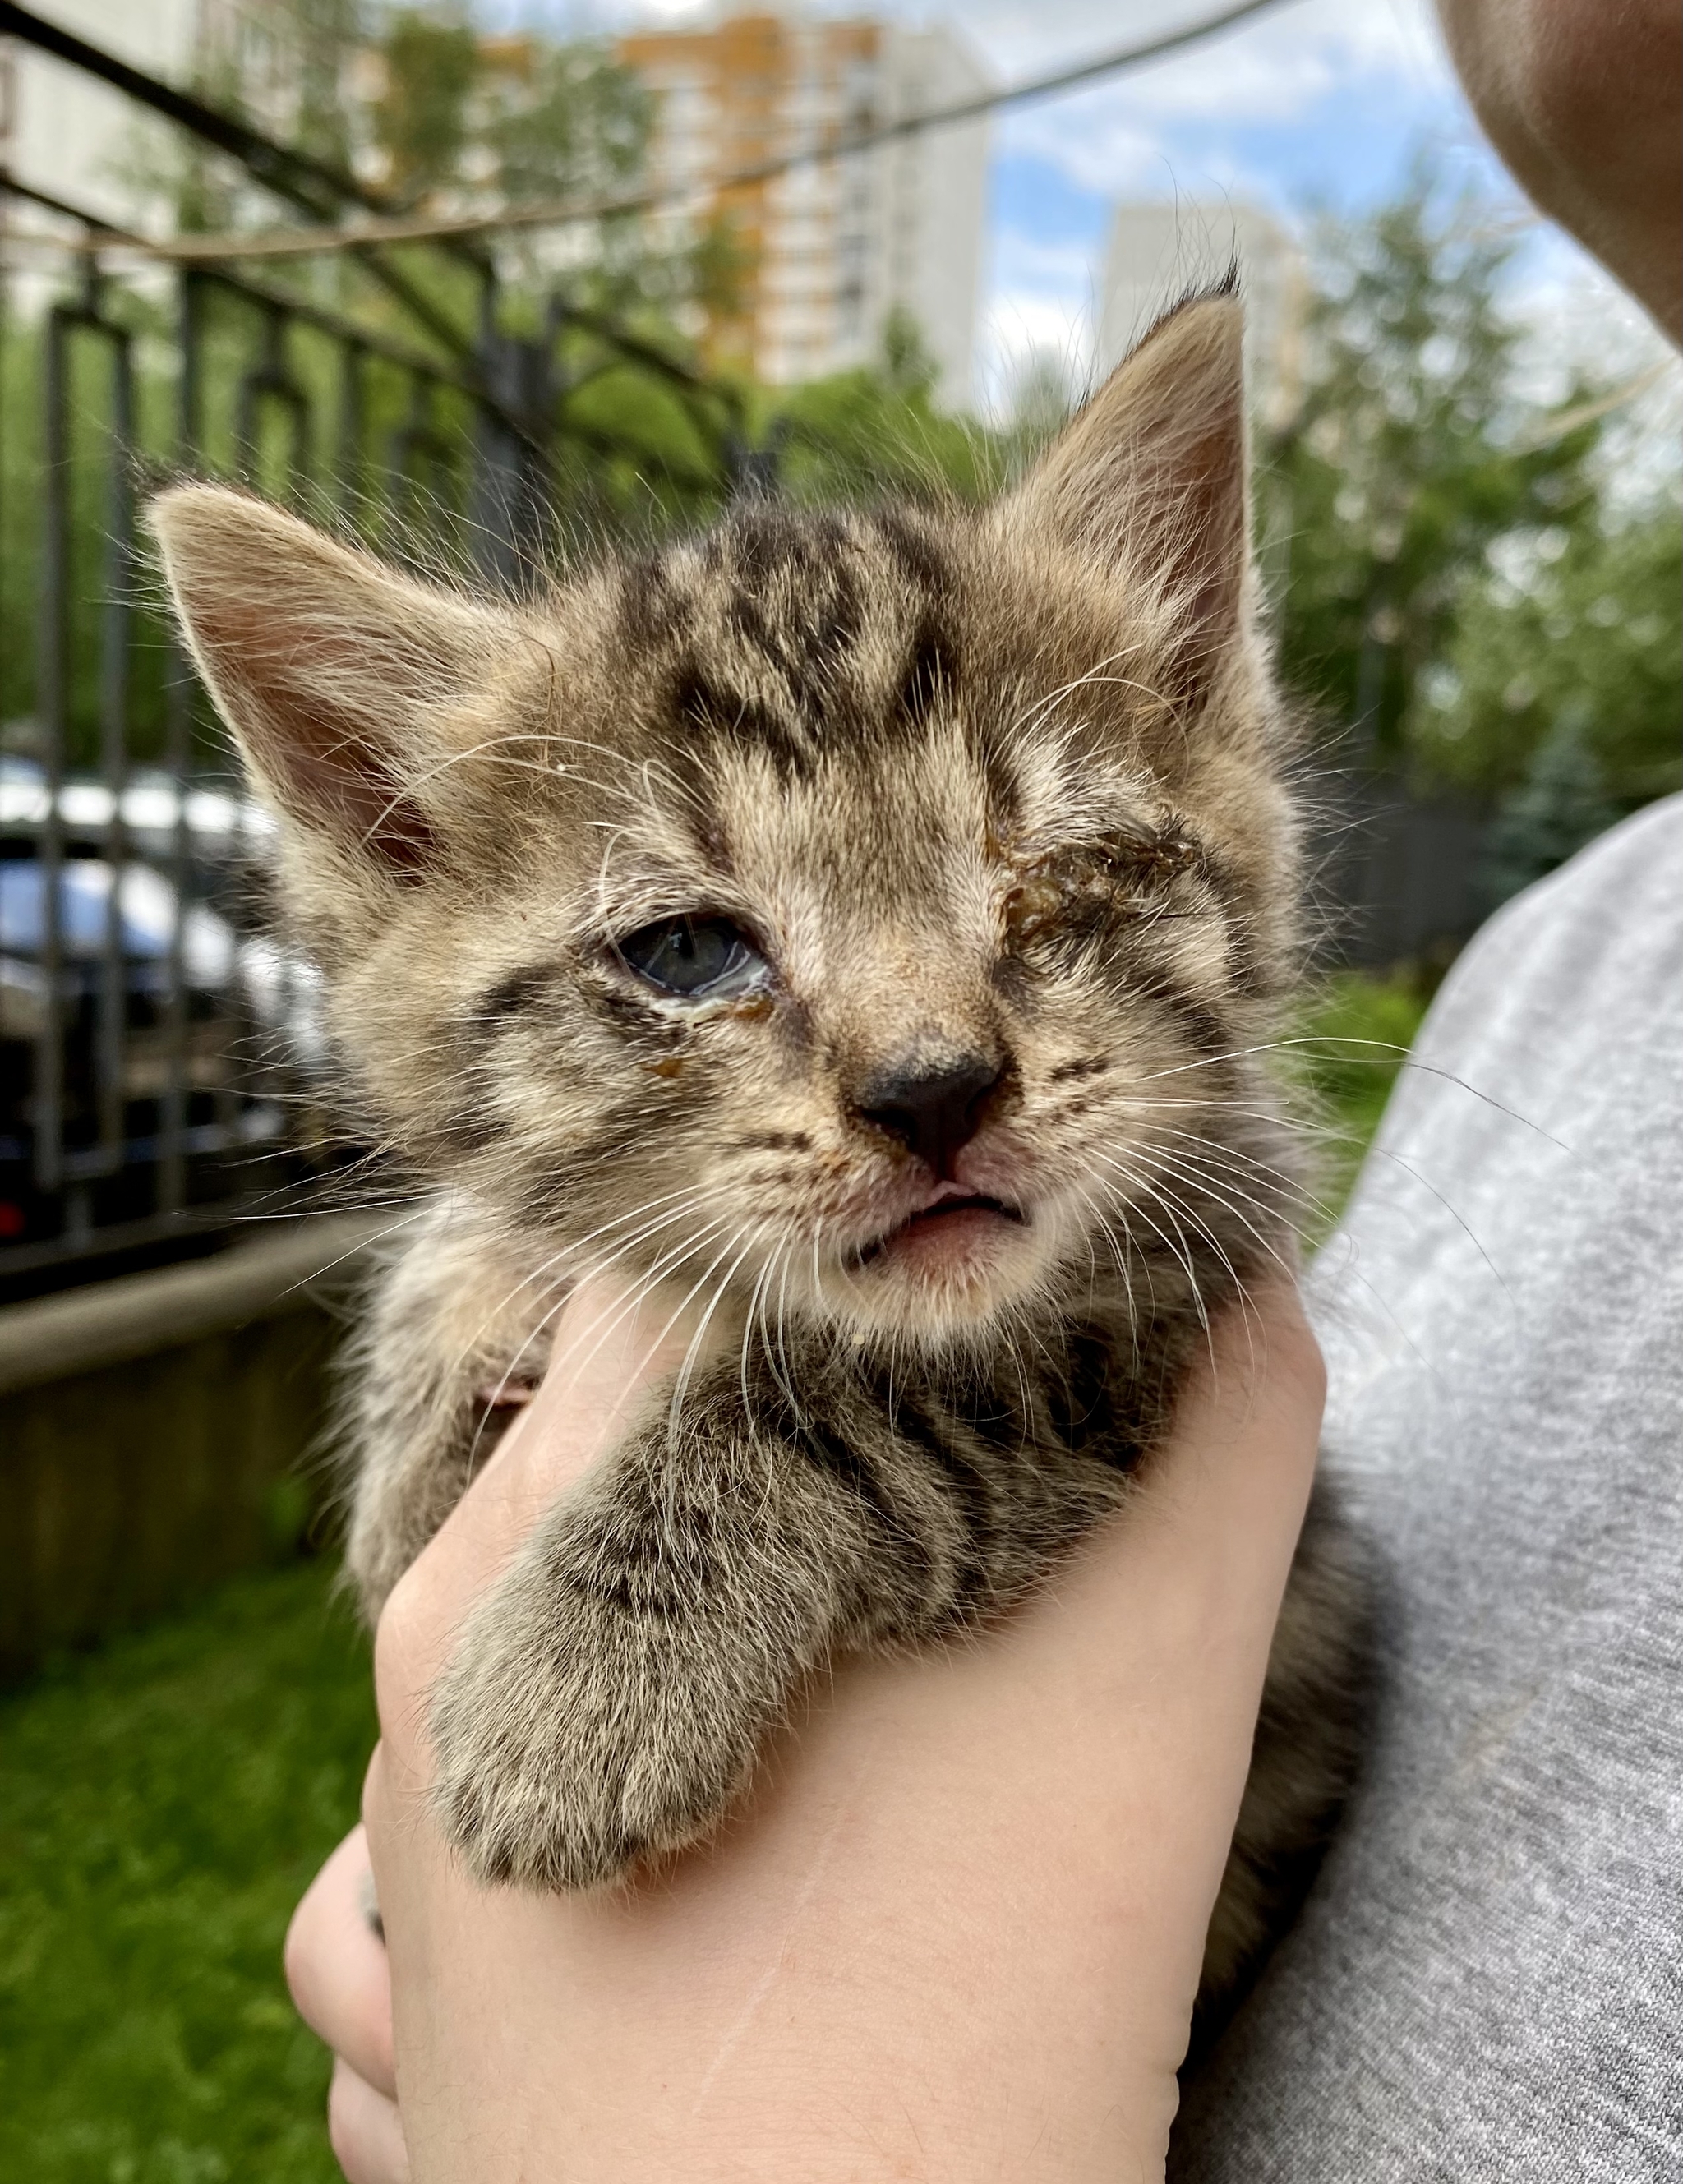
0;18;749;1294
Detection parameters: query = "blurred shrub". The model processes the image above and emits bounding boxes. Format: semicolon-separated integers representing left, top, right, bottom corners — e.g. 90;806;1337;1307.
1424;505;1681;819
1296;968;1435;1224
1259;158;1680;903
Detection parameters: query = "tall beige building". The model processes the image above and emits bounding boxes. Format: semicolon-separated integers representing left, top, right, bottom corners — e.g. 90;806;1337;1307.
0;0;201;232
1097;200;1305;426
619;9;990;406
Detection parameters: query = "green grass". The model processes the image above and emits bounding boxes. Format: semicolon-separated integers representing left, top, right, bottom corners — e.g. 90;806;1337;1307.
0;978;1432;2178
1295;968;1435;1227
0;1560;376;2184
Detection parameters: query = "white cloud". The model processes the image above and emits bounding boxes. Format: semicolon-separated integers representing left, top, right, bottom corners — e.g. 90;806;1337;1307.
990;228;1104;297
985;0;1459;197
524;0;1676;449
978;291;1095;416
999;0;1446;116
977;227;1103;402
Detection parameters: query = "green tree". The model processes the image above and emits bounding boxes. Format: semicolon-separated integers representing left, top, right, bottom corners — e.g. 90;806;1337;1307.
484;42;650;207
284;0;366;173
371;17;650;213
132;0;367;229
1261;166;1602;769
1420;500;1682;811
1478;711;1623;903
768;324;998;508
374;9;480;201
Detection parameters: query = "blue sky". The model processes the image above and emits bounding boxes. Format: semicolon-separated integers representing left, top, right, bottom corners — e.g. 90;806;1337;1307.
534;0;1672;413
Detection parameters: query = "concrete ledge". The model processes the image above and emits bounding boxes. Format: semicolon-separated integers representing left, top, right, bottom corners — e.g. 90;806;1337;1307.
0;1214;385;1396
1;1214;387;1682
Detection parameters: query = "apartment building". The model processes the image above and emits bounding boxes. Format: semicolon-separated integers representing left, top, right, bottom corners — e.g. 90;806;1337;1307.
1096;200;1305;426
619;9;989;406
0;0;200;233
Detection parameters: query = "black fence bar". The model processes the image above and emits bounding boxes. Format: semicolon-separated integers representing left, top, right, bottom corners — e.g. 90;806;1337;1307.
31;288;68;1204
156;269;203;1222
0;5;767;1293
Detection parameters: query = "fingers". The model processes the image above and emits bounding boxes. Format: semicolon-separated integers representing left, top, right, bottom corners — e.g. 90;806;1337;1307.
328;2057;411;2184
373;1274;703;1743
1153;1274;1326;1505
1108;1278;1326;1707
285;1823;398;2101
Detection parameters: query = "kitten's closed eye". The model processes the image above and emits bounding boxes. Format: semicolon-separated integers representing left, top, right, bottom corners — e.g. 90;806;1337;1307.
617;915;767;1002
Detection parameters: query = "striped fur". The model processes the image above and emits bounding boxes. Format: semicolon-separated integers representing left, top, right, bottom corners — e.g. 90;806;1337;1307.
151;288;1367;2016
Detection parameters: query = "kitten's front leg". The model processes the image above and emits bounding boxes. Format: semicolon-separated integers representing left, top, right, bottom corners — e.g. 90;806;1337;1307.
346;1205;560;1618
429;1379;876;1891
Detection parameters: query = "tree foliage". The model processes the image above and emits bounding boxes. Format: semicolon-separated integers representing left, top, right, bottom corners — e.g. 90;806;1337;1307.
766;310;1000;507
371;11;651;210
1423;503;1681;812
1260;166;1606;771
1259;163;1680;900
374;9;481;199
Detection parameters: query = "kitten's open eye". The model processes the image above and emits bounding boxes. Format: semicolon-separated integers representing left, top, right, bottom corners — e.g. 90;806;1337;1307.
616;915;767;1002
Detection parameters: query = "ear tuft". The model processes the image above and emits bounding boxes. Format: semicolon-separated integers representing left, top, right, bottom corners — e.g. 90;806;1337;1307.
149;485;505;875
1006;286;1250;716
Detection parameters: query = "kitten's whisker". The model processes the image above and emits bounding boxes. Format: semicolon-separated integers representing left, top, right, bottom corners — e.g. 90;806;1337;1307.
742;1248;784;1425
1106;1155;1260;1336
665;1224;768;1448
447;1187;727;1425
1123;1133;1320;1262
1088;1148;1275;1383
770;1246;805;1431
527;1219;740;1416
1090;1153;1213;1344
1007;646;1150;741
475;1182;726;1321
1128;1037;1568;1160
1114;1114;1330;1216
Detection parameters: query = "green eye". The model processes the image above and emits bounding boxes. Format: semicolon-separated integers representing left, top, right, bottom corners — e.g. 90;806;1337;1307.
616;915;766;1001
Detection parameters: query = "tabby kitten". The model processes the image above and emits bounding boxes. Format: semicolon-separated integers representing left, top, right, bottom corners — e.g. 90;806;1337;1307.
152;287;1365;2008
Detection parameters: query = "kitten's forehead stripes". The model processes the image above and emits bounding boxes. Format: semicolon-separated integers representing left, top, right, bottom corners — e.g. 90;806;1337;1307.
620;503;966;782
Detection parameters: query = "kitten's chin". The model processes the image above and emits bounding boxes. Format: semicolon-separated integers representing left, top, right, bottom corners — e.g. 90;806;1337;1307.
819;1202;1049;1342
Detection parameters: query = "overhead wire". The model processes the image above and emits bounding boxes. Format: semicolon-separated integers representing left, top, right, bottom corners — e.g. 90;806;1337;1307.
10;0;1299;265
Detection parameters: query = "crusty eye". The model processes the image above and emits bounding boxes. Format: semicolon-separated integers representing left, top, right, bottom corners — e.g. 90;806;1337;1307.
616;915;767;1002
1004;829;1198;944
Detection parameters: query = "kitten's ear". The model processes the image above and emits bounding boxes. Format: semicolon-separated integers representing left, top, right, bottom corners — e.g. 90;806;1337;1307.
1007;287;1249;713
150;485;515;874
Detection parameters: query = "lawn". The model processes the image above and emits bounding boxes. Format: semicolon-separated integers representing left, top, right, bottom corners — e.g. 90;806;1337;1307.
0;1564;375;2184
0;971;1430;2181
1293;967;1437;1224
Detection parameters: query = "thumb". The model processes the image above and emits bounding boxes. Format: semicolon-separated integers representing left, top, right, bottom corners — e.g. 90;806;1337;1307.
372;1274;699;1758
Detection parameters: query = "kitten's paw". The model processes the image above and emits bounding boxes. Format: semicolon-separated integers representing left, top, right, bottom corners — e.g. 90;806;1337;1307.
427;1592;764;1891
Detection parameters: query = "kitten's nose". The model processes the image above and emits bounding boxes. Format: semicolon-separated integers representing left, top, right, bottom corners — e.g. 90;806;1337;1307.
855;1048;1003;1177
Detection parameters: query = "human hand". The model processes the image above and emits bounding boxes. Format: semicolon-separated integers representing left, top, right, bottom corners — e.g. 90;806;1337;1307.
288;1273;1325;2183
286;1822;406;2182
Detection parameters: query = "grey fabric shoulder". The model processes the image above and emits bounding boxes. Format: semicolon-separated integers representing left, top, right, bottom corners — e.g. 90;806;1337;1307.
1172;796;1683;2183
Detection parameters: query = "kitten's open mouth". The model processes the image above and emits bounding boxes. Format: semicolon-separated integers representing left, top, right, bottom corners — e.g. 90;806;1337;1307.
854;1195;1026;1269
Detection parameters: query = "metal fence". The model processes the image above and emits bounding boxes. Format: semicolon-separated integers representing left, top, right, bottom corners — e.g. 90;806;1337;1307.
0;13;1500;1298
0;16;749;1297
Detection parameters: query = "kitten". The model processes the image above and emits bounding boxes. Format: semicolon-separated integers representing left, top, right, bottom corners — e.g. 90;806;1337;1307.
152;286;1367;2012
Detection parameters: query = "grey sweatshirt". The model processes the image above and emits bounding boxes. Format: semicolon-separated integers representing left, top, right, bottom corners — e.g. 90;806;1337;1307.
1173;795;1683;2182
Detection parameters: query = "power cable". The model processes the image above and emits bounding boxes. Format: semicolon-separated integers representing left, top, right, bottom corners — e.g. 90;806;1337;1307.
21;0;1298;264
0;0;492;360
